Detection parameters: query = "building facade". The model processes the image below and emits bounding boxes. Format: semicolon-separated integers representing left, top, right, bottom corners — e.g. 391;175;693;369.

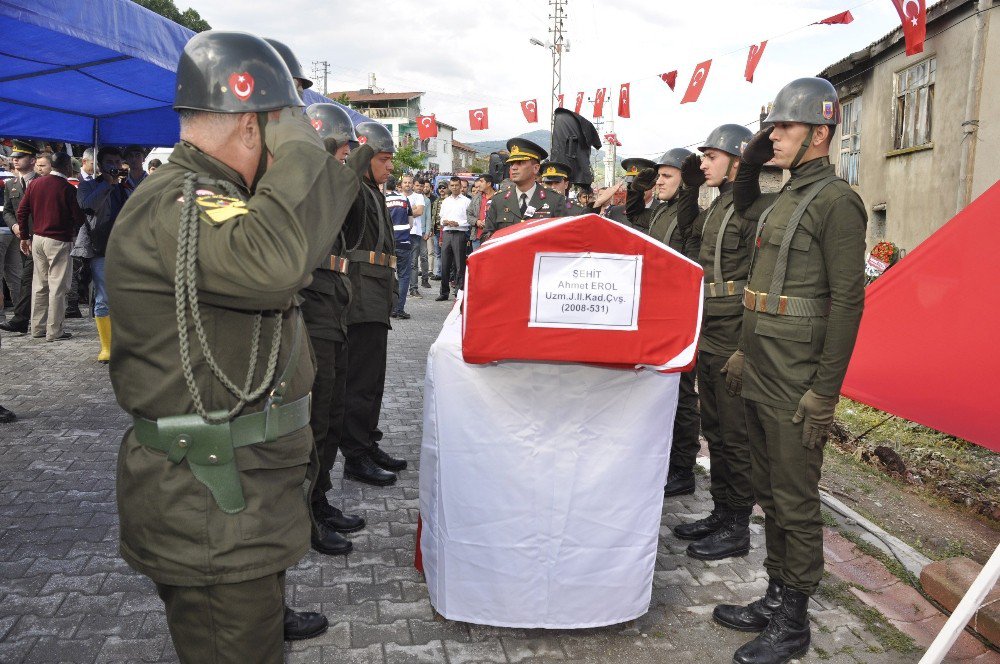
819;0;998;253
451;140;477;172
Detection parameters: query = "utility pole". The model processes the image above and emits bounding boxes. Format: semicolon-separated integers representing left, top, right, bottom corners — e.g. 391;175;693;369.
311;60;329;96
548;0;568;136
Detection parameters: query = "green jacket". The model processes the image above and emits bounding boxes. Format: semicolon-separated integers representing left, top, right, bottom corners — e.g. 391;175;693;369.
299;191;359;342
686;186;756;357
740;157;867;409
343;147;396;327
482;184;566;241
106;138;358;586
626;186;701;253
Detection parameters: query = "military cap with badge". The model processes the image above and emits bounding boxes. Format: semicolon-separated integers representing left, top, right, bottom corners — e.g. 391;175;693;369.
505;137;547;163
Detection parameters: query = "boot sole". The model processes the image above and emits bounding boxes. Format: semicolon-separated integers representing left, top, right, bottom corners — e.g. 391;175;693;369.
686;546;750;561
663;486;696;497
673;528;723;541
712;614;766;633
284;622;329;641
731;643;809;664
344;470;397;487
310;543;353;556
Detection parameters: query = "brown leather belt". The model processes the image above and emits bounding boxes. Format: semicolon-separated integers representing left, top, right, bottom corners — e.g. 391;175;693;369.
320;255;350;274
705;280;747;298
742;288;831;317
347;249;396;269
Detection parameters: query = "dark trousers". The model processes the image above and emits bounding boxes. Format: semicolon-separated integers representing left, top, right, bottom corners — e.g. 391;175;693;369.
668;368;700;474
341;322;388;461
8;252;32;326
308;336;348;505
67;256;91;311
697;350;753;509
393;244;412;314
746;399;825;596
439;231;467;296
155;571;285;664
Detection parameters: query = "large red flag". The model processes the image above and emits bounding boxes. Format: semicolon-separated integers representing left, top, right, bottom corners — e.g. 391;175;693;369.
660;71;678;91
814;10;854;25
745;41;767;83
416;114;438;140
521;99;538;123
617;82;631;118
890;0;926;55
469;107;489;130
681;60;712;104
557;93;564;108
574;91;584;114
593;88;606;118
842;181;1000;453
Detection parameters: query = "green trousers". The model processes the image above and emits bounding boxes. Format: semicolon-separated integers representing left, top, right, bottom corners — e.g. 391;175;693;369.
745;399;825;595
156;572;285;664
697;351;754;509
668;368;701;474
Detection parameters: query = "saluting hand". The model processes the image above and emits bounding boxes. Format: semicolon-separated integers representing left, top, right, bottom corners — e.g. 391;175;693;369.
632;168;657;193
680;154;706;188
741;127;775;166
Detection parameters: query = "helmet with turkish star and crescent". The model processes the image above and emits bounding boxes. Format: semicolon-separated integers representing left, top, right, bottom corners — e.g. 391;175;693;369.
355;121;396;154
306;103;359;149
764;77;841;126
174;31;302;113
699;124;754;158
264;38;313;90
656;148;694;170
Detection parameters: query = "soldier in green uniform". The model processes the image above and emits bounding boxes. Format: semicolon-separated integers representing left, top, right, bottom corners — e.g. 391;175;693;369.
608;158;657;228
339;121;409;486
105;32;360;660
0;140;39;335
539;161;587;215
625;148;703;498
482;138;566;241
675;124;759;561
713;78;867;664
298;102;366;557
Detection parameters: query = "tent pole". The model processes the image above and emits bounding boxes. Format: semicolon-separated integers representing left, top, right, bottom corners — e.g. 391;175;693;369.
918;543;1000;663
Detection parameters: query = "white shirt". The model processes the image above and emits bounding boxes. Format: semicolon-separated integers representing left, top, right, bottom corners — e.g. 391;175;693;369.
440;194;471;231
406;192;425;235
515;184;537;211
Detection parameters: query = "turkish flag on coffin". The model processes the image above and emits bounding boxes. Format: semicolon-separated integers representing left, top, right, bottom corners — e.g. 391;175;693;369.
469;107;489;130
521;99;538;123
841;180;1000;453
462;214;704;371
681;60;712;104
416;114;437;140
891;0;926;55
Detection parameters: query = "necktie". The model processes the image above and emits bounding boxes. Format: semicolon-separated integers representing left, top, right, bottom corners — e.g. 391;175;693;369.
519;193;528;216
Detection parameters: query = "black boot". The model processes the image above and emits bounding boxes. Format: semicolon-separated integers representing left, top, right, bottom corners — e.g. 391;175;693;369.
733;588;811;664
310;523;353;556
314;502;366;534
687;508;751;560
344;455;397;486
283;606;329;641
370;445;407;471
0;405;16;424
673;502;728;541
714;579;784;632
664;467;696;497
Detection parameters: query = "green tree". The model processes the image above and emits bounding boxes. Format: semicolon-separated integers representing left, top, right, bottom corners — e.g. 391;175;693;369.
133;0;211;31
392;143;427;177
333;93;351;105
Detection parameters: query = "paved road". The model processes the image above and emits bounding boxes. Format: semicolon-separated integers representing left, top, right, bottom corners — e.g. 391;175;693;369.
0;292;913;663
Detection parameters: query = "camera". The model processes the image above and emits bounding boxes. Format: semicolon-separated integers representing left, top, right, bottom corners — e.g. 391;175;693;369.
105;168;122;177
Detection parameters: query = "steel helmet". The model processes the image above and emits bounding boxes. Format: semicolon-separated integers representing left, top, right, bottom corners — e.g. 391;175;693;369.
764;77;840;126
306;103;359;148
174;31;302;113
656;147;694;170
355;121;395;154
263;38;313;89
699;124;754;157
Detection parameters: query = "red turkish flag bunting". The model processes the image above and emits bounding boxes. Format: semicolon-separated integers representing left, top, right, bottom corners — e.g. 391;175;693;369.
815;10;854;25
557;93;564;108
416;114;437;140
891;0;926;55
681;60;712;104
660;71;678;91
617;83;631;118
521;99;539;123
574;91;584;114
593;87;607;118
604;133;621;147
469;107;489;130
745;41;767;83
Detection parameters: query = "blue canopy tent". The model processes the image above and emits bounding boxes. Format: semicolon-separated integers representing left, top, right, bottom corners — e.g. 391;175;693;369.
0;0;370;148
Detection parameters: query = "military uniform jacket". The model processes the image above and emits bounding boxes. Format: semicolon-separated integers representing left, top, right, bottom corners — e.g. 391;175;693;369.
685;187;755;357
105;139;359;586
482;185;566;241
2;171;36;231
740;157;867;409
299;220;353;343
563;199;588;216
344;178;396;327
